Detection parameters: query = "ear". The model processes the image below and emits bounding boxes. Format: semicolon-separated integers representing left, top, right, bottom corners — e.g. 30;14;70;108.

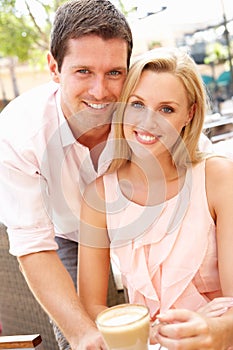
47;52;60;83
188;103;196;122
185;103;196;126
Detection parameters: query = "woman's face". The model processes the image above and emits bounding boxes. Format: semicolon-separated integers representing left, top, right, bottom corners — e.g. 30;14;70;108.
123;69;193;160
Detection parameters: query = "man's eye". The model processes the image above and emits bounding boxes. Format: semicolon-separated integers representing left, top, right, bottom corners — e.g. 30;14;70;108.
77;69;89;74
108;71;121;76
131;101;144;109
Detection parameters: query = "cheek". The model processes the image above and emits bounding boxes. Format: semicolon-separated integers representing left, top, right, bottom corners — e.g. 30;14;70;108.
171;121;184;132
165;118;185;135
123;124;131;139
111;80;126;98
123;107;145;127
68;77;83;92
160;120;184;149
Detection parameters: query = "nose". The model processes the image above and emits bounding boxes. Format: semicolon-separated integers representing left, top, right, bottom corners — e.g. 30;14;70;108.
140;108;158;132
88;75;108;100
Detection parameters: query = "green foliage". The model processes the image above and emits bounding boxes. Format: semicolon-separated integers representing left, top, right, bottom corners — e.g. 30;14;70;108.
0;0;133;65
204;42;229;65
0;12;36;61
116;0;136;16
148;40;162;50
0;0;65;64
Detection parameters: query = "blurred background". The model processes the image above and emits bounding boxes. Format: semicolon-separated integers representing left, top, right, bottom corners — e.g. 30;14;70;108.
1;0;233;117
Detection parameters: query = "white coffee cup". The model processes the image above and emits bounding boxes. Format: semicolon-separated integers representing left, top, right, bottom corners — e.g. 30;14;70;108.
96;303;150;350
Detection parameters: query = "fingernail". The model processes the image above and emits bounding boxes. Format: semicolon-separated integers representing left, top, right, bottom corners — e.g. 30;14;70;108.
156;313;166;318
152;319;160;327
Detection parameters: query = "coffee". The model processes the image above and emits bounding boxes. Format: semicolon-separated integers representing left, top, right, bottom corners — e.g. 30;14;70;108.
96;304;150;350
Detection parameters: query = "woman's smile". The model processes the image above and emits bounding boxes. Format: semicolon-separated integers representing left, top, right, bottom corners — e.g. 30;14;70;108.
134;130;161;145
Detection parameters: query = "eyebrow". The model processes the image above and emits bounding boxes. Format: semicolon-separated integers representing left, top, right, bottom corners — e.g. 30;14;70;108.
128;94;180;107
70;65;127;71
128;94;145;100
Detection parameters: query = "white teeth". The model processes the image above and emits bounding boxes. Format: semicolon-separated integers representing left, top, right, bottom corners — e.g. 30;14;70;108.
138;133;155;141
87;103;108;110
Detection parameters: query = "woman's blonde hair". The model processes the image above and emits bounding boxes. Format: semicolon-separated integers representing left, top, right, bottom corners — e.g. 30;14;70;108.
109;47;209;172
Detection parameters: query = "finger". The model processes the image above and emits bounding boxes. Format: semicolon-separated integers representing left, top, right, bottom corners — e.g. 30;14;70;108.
211;297;233;303
210;297;233;308
198;298;233;316
156;314;208;339
157;308;196;323
202;307;228;318
156;332;212;350
151;319;161;327
158;321;207;339
150;323;160;345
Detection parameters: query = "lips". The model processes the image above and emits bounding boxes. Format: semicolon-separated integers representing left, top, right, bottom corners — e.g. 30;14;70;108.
86;102;109;110
135;131;160;144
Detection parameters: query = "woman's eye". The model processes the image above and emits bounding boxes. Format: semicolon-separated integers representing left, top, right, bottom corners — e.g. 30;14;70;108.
131;101;145;109
161;106;173;113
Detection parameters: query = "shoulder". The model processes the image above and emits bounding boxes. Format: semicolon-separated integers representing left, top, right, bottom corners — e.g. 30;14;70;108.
0;82;59;145
84;172;117;201
83;176;106;210
205;156;233;213
1;81;58;115
83;172;118;213
205;156;233;222
205;156;233;180
81;176;108;229
0;81;59;125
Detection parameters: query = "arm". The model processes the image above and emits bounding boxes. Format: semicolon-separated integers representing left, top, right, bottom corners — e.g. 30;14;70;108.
78;177;110;320
154;157;233;350
0;137;106;349
197;296;233;317
19;250;107;350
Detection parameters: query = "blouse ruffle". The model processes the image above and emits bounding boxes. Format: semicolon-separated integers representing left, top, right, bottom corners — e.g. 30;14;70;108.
103;161;220;318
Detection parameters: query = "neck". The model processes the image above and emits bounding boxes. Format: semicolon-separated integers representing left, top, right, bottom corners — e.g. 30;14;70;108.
130;151;178;182
77;123;110;149
78;124;111;172
120;154;186;205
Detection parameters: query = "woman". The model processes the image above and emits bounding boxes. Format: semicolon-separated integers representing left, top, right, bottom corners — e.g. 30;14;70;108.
78;47;233;349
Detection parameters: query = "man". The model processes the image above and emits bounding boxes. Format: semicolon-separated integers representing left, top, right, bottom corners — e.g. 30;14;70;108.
0;1;133;349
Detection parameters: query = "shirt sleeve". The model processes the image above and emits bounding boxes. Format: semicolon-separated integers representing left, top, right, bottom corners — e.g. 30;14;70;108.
0;136;58;257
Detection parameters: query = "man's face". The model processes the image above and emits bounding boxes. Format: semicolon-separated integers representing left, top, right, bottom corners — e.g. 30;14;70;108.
48;35;128;134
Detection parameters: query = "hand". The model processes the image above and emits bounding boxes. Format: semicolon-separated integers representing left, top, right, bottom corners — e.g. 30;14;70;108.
155;309;223;350
150;320;160;345
197;297;233;317
75;327;108;350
